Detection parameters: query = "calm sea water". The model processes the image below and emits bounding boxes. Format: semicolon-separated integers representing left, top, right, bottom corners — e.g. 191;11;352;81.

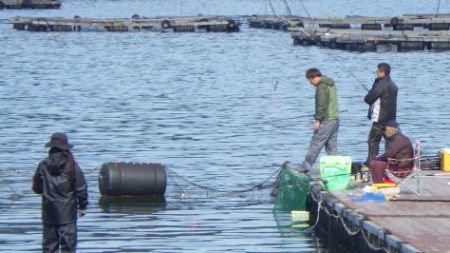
1;0;450;252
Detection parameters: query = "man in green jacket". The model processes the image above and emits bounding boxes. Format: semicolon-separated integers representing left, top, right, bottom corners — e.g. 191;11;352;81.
300;68;340;172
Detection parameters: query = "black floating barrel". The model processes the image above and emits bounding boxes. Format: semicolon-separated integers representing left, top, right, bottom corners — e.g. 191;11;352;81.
99;162;167;196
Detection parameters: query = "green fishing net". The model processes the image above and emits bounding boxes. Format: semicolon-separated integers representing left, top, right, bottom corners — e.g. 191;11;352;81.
273;168;312;211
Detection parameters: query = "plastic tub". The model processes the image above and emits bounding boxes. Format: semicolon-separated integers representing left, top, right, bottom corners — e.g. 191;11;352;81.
320;156;352;190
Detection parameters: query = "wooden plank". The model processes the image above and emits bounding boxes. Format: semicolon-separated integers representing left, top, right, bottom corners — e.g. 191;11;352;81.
370;217;450;253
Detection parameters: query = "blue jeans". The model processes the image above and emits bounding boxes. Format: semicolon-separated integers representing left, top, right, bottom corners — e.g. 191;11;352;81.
303;119;340;171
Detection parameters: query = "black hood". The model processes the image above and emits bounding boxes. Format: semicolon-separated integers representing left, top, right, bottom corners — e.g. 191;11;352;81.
46;150;69;176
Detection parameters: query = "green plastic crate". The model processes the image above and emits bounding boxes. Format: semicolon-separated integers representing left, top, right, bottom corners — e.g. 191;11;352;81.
319;156;352;190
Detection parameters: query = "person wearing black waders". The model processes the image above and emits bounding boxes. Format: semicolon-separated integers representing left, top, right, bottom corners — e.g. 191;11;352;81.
32;133;88;253
364;63;398;165
297;68;340;173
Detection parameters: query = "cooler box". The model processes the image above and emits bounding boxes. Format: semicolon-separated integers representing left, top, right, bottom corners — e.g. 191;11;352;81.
440;148;450;172
320;156;352;190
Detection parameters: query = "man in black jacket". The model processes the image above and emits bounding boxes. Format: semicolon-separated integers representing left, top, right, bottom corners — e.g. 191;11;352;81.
364;63;398;164
32;133;88;253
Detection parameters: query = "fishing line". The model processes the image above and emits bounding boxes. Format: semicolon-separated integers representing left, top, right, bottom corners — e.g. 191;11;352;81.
282;0;293;15
286;1;370;92
297;0;311;19
266;0;277;16
1;180;21;199
435;0;441;17
270;79;279;101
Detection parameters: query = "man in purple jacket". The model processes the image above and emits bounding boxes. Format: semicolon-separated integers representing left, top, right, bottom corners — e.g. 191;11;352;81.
368;121;414;183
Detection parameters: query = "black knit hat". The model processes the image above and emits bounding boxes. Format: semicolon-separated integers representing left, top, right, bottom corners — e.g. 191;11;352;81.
385;120;399;128
45;132;73;150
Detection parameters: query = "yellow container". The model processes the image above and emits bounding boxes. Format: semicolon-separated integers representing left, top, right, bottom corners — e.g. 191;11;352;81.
441;148;450;172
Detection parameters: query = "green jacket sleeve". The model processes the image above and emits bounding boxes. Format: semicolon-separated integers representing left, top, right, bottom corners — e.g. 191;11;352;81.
315;83;328;121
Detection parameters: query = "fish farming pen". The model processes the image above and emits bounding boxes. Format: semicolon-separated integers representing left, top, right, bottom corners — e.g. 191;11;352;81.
9;16;240;33
307;171;450;253
247;15;303;31
290;28;450;52
300;14;450;31
248;13;450;32
0;0;60;9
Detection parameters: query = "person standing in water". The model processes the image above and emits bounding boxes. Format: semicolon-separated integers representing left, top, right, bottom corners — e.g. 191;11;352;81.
32;132;88;253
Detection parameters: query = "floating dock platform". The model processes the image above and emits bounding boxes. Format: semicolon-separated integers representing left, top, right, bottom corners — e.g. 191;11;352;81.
0;0;60;9
290;28;450;52
247;15;302;31
9;16;240;33
307;171;450;253
248;14;450;31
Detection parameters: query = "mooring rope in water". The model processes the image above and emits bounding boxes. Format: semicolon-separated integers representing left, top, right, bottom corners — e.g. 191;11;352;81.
166;166;281;196
303;199;322;233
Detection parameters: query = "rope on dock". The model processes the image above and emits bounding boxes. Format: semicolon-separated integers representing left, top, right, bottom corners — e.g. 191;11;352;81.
339;215;361;236
361;228;385;251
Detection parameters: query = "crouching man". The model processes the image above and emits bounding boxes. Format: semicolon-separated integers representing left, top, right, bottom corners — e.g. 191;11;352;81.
368;121;414;183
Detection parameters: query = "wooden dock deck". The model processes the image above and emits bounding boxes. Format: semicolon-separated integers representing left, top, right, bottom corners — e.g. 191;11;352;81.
308;171;450;253
9;16;240;33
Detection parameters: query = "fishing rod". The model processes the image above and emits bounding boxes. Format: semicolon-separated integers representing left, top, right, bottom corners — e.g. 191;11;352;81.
280;161;370;182
261;109;348;124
